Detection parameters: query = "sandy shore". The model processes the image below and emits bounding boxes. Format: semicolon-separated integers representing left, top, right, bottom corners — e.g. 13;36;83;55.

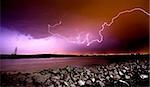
0;57;109;72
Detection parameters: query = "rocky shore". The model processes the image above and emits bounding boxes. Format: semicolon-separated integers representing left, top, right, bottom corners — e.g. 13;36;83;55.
1;58;149;87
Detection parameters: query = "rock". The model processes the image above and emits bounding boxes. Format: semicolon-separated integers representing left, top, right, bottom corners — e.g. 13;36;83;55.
26;77;33;84
44;79;52;86
32;73;48;84
122;69;126;73
96;80;105;87
78;80;85;86
113;74;121;80
51;76;60;80
110;74;113;78
140;74;148;79
70;84;76;87
124;67;129;70
119;80;129;86
114;70;118;75
106;76;110;80
125;75;130;79
91;78;95;82
86;80;92;85
48;84;55;87
63;81;69;86
119;71;124;76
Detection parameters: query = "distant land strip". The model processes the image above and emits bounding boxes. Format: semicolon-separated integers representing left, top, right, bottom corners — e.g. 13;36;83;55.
0;54;149;59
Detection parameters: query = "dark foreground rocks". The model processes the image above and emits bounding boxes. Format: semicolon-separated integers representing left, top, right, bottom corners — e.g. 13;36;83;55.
1;59;149;87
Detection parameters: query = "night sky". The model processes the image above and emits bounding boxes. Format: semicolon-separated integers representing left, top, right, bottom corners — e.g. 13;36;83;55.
0;0;149;54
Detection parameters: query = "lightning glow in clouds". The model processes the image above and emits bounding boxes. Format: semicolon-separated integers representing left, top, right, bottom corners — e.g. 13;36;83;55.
0;29;66;54
48;7;150;46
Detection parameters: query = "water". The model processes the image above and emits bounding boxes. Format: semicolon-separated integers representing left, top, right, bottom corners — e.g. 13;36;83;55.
0;57;109;72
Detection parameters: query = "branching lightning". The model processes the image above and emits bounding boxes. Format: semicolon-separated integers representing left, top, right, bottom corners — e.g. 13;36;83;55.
48;7;150;46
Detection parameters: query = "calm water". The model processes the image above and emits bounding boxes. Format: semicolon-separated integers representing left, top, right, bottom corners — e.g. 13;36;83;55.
0;57;110;72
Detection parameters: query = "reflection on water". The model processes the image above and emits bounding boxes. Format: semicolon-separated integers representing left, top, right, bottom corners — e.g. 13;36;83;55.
0;57;110;72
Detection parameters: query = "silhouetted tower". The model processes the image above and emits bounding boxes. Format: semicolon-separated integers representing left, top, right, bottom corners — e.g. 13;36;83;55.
14;47;18;55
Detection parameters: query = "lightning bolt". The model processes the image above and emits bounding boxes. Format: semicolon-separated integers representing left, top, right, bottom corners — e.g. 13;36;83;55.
48;7;150;46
